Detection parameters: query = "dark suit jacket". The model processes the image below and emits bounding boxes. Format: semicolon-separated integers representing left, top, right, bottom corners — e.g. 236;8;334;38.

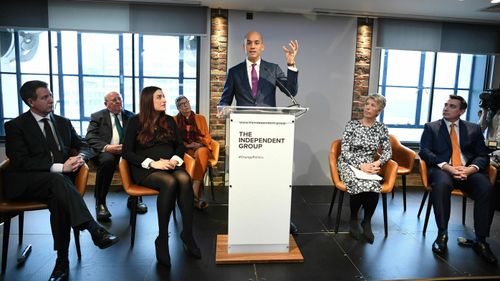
219;60;298;107
122;114;185;183
85;108;134;156
4;111;91;199
419;119;490;171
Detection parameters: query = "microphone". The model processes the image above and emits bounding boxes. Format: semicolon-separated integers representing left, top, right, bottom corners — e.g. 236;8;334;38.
261;65;300;107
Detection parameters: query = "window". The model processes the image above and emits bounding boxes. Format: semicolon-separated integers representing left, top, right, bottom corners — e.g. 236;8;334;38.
0;30;200;136
378;49;489;142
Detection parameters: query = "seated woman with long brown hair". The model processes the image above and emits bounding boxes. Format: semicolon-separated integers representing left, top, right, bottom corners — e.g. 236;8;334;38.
122;86;201;268
174;95;215;209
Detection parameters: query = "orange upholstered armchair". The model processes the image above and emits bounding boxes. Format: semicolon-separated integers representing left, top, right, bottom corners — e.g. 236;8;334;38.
0;159;88;273
389;134;417;212
417;159;497;235
328;139;398;236
118;155;195;247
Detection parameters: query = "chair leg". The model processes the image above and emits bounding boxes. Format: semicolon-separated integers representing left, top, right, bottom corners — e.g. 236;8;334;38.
402;175;407;212
73;227;81;259
423;194;432;236
382;193;388;237
391;188;395;199
334;191;344;233
2;216;11;273
328;188;338;217
130;196;138;248
417;190;429;218
18;212;24;244
462;196;467;225
209;166;215;201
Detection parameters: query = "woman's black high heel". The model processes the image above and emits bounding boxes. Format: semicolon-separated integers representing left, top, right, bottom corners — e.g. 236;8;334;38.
155;236;171;267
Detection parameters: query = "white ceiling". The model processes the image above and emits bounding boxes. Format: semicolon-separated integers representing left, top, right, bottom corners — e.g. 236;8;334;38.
111;0;500;24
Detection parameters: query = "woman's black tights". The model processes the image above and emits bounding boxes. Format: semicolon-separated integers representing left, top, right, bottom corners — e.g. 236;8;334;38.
141;169;194;238
350;192;379;222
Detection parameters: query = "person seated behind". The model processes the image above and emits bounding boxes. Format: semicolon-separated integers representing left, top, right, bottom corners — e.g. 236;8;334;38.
337;93;392;244
174;96;215;209
4;80;119;280
122;86;201;268
419;95;497;264
86;91;147;222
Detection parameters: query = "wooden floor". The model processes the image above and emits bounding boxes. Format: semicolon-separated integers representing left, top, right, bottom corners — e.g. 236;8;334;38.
2;185;500;281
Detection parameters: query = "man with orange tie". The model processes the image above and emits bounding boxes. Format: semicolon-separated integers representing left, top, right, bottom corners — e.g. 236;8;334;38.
419;95;496;264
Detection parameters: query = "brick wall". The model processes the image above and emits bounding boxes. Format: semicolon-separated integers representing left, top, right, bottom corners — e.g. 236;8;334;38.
351;18;374;120
209;9;229;186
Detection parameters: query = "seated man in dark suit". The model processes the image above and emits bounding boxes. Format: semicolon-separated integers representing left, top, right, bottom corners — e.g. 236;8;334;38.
86;91;147;222
4;81;120;280
419;95;496;264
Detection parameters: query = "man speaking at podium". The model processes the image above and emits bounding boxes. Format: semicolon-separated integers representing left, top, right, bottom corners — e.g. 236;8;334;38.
218;31;300;234
218;31;299;107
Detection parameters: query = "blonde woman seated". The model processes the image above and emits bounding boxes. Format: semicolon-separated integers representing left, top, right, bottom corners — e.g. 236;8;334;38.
174;96;215;209
337;93;392;243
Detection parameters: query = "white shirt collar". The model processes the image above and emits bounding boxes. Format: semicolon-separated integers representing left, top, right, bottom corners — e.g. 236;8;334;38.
246;58;261;68
30;110;51;122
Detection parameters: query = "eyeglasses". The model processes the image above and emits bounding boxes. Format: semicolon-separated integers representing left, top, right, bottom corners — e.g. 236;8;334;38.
177;101;189;107
107;98;122;104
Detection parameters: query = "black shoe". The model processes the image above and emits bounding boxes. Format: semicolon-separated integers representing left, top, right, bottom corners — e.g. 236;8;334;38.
155;236;171;267
127;196;148;214
361;220;374;244
432;233;448;256
290;221;298;235
48;259;69;281
473;241;498;264
180;232;201;259
349;219;363;241
91;227;120;249
96;203;111;222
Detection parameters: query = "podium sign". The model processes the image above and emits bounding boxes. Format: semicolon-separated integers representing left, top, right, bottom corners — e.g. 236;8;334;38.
227;112;295;253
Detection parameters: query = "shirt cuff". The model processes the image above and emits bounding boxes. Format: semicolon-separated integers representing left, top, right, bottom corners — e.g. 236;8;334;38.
102;145;108;153
469;164;480;171
141;158;154;169
50;163;64;173
437;162;447;169
287;66;298;72
171;155;184;166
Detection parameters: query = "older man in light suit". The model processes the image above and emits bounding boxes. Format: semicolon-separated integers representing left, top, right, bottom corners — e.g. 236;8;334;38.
419;95;496;264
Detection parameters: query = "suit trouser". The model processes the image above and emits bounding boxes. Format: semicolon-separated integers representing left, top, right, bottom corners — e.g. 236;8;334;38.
6;171;93;251
93;152;120;205
428;167;494;237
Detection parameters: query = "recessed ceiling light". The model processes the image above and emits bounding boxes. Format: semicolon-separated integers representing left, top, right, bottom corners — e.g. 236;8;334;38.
492;0;500;3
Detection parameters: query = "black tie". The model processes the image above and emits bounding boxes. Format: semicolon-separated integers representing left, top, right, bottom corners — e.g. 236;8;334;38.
114;114;123;144
42;118;64;163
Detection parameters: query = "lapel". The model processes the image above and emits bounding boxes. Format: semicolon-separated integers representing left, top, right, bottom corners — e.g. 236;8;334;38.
25;111;48;147
104;110;113;128
50;114;66;153
438;119;452;148
458;120;467;149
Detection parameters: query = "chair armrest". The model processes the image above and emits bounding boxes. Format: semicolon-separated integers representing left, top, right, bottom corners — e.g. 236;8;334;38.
184;153;195;178
75;163;89;196
419;159;429;188
380;159;398;193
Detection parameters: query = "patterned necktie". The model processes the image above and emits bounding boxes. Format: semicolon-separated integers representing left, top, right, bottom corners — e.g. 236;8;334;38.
42;118;64;163
251;63;258;98
450;122;462;166
114;114;123;144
